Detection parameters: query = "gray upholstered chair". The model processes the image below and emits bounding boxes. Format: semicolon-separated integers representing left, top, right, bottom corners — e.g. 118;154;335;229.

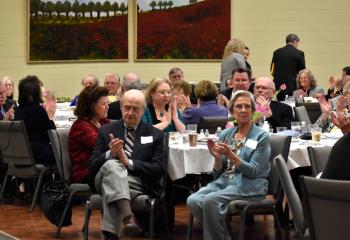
48;128;90;238
273;155;308;239
0;121;51;212
300;176;350;240
187;135;291;240
294;106;311;124
307;146;332;177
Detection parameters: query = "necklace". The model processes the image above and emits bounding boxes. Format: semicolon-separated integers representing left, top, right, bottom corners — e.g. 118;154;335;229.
90;120;101;128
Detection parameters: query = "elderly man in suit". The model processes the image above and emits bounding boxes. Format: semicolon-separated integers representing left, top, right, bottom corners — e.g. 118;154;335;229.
89;89;165;240
254;77;294;131
271;33;306;101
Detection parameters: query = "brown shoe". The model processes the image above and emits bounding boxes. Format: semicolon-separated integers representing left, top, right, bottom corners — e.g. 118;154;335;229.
123;215;142;237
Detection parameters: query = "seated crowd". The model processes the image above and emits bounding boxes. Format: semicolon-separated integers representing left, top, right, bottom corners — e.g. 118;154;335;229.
1;58;350;239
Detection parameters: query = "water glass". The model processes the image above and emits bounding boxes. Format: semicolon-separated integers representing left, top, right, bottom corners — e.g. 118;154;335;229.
276;127;287;133
169;132;180;145
187;124;197;133
291;122;301;137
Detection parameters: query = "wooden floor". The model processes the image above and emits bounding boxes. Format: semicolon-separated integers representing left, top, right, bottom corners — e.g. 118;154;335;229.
0;199;298;240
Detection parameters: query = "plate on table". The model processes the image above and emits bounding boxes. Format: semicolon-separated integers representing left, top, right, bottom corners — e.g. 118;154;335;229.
198;135;219;143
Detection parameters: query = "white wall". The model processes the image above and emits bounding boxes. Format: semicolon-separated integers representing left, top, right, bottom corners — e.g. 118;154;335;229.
0;0;349;98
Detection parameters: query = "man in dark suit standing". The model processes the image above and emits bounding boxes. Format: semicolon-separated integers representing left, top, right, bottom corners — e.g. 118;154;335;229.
271;34;306;101
89;89;165;240
254;77;294;131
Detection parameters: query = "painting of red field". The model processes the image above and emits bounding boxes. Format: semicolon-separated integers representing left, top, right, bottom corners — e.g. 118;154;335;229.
136;0;231;60
29;0;128;62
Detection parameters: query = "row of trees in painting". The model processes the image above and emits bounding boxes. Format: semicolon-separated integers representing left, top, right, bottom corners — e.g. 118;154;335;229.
29;0;128;61
30;0;128;19
137;0;230;60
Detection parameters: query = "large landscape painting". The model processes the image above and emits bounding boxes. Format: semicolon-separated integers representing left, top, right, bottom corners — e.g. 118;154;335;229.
29;0;128;62
136;0;231;60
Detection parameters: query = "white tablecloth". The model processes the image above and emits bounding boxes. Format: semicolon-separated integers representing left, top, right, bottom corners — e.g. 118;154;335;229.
168;143;214;181
287;133;341;170
168;132;342;179
54;102;75;128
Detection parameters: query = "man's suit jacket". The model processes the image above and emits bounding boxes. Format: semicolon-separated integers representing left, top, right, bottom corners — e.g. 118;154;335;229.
267;101;294;131
221;88;233;101
107;101;122;120
89;120;165;197
271;44;305;98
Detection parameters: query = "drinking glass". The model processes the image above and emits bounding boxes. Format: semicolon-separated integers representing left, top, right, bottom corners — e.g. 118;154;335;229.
276;127;287;133
311;126;322;144
291;122;301;137
187;124;197;133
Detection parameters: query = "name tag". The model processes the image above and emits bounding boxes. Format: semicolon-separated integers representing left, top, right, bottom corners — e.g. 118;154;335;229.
141;136;153;144
245;139;258;149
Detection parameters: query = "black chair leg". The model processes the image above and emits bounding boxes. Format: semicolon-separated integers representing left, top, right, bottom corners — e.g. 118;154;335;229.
0;173;9;204
149;199;156;240
238;211;247;240
187;213;193;240
273;208;285;240
84;201;92;240
30;169;46;212
55;191;74;238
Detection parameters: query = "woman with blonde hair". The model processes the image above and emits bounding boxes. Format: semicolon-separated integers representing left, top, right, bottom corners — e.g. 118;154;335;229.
220;38;247;91
142;77;185;132
1;76;15;100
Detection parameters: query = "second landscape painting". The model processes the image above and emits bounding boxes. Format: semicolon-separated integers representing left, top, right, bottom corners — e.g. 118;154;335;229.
29;0;128;62
136;0;231;60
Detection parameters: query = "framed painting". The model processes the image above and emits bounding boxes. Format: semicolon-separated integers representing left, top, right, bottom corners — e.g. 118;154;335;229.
28;0;129;62
135;0;231;61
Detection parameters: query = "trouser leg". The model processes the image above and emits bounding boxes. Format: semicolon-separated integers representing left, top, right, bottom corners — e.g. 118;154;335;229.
95;160;130;236
186;180;222;224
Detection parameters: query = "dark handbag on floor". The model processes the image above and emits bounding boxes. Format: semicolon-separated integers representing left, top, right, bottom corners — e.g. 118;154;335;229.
40;179;72;227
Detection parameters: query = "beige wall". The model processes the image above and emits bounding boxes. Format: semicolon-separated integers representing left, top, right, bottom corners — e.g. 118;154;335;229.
0;0;349;98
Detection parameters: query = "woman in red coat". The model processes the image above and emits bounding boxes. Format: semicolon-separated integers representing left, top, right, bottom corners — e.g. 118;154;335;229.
69;86;110;183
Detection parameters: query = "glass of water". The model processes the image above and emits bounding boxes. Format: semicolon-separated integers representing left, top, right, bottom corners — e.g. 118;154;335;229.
291;122;301;137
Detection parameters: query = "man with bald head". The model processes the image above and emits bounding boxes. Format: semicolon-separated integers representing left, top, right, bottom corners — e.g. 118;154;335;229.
254;77;294;131
89;89;165;240
108;73;142;120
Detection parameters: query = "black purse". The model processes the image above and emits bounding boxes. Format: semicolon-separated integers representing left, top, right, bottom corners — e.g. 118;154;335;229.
40;179;72;226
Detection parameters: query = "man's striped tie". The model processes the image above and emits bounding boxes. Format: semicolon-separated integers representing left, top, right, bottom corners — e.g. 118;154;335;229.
124;128;135;159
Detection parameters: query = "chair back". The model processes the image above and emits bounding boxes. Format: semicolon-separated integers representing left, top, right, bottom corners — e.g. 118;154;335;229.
197;117;228;134
300;176;350;240
307;146;332;177
159;132;169;200
48;128;71;185
267;135;291;198
0;121;35;167
294;106;311;124
273;155;306;237
295;102;322;124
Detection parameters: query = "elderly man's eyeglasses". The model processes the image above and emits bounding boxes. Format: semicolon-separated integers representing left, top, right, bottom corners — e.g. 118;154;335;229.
123;105;143;113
